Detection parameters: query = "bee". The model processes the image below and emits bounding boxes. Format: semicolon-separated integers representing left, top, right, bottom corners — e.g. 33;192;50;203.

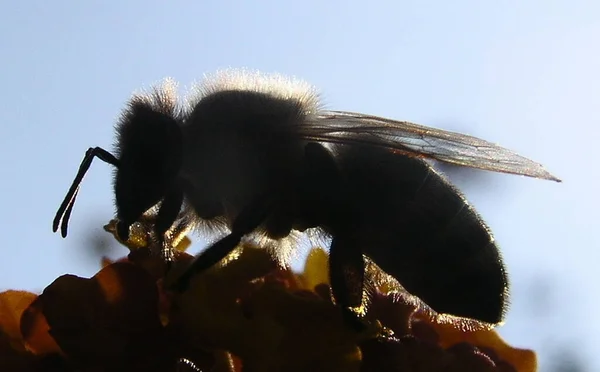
53;69;560;326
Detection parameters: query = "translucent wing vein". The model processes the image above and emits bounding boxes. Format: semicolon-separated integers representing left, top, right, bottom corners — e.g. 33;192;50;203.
299;111;560;182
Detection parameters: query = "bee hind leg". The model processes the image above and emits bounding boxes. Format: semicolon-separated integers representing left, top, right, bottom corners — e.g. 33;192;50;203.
304;143;370;330
329;234;370;331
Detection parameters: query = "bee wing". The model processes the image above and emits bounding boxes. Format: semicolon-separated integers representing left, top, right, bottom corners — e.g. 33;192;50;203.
300;111;561;182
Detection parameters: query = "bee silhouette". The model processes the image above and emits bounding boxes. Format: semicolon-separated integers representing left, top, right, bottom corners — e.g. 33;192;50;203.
53;70;560;326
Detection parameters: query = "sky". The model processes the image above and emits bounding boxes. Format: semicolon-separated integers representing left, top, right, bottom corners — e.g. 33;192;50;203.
1;1;598;370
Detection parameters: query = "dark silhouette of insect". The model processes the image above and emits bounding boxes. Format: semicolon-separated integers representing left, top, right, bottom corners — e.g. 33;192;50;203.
53;70;560;326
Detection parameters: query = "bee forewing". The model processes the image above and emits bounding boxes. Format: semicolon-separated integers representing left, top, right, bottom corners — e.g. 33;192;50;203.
300;111;561;182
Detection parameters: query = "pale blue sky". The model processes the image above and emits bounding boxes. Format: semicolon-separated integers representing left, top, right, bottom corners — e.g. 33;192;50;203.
1;1;598;370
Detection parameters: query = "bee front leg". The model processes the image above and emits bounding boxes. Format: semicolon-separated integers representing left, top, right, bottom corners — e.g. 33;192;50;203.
155;186;185;263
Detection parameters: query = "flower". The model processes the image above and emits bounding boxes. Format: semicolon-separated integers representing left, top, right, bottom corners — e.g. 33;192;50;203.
2;220;536;371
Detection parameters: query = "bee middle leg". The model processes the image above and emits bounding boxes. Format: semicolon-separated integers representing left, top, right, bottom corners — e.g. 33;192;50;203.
172;196;273;291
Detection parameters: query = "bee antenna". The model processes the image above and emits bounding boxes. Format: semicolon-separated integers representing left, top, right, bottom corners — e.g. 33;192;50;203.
53;147;119;237
59;186;79;238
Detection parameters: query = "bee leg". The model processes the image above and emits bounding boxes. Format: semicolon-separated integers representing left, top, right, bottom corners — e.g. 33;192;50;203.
263;201;294;239
304;144;369;330
169;216;195;251
172;197;272;291
329;235;368;331
155;186;185;264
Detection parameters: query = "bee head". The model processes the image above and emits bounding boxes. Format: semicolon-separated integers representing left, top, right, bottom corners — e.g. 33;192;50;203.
113;82;183;240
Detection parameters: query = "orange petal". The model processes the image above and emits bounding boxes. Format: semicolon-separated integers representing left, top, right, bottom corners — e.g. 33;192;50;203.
20;296;62;356
0;290;37;350
36;262;169;369
429;322;537;372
